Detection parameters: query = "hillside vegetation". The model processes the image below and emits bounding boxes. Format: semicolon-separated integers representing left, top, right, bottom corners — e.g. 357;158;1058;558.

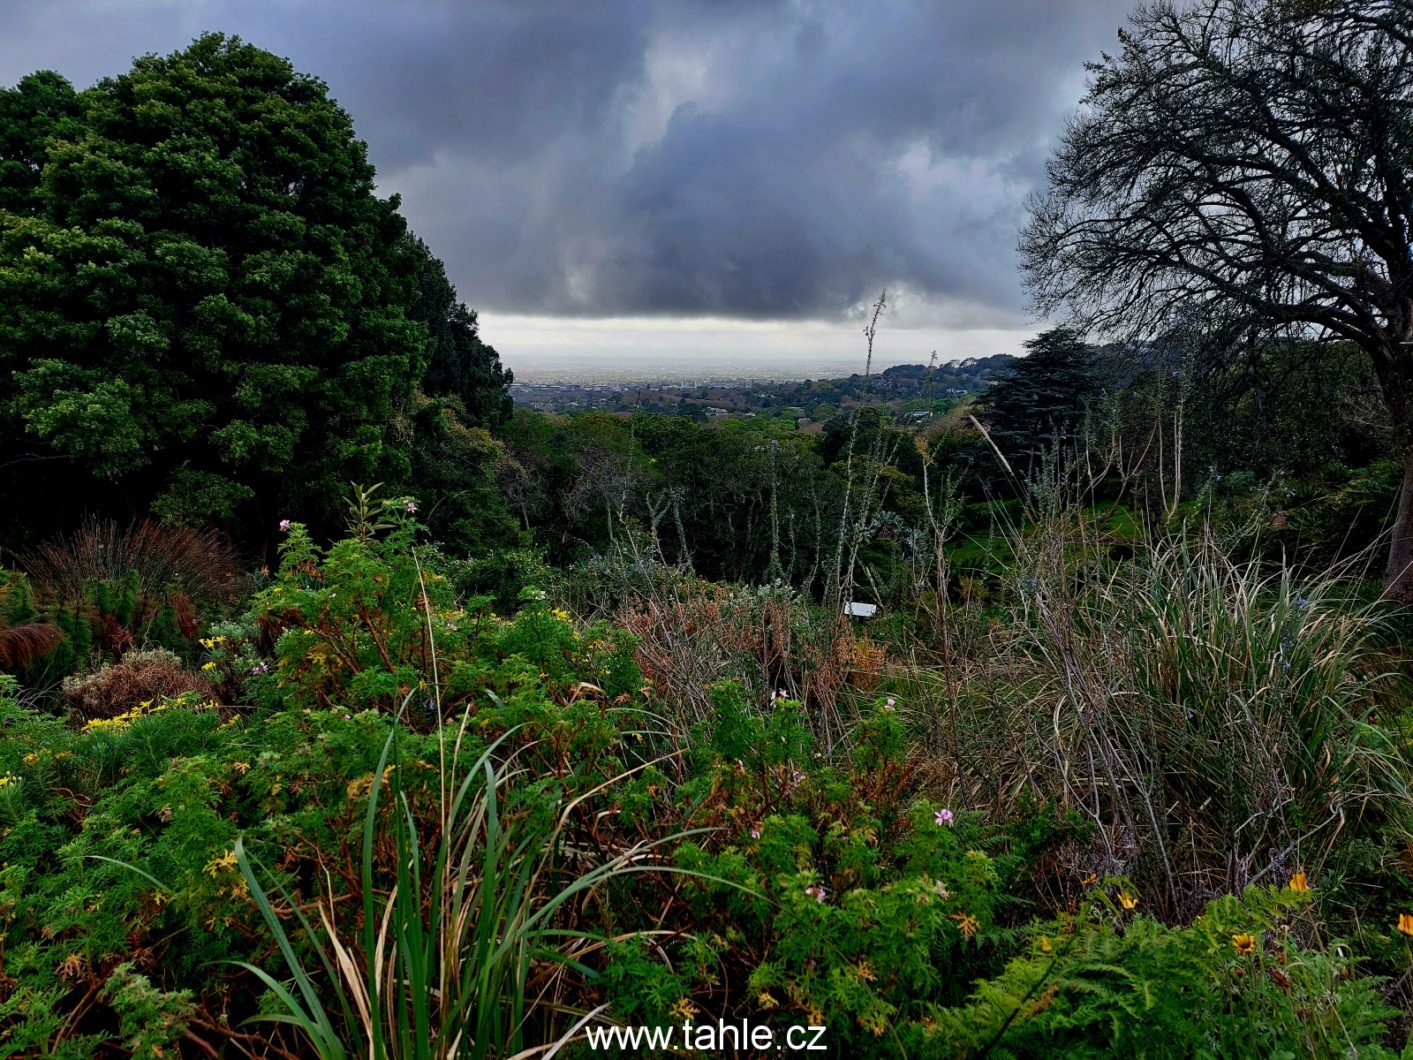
0;14;1411;1060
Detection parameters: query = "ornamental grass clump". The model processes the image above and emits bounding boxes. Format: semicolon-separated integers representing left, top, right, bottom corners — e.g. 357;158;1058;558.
958;513;1411;919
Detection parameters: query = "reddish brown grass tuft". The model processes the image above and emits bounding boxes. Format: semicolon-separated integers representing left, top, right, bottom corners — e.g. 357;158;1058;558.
0;624;65;671
24;517;244;611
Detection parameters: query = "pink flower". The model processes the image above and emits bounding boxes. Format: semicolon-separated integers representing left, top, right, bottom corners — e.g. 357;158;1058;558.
278;519;291;532
935;808;954;827
404;499;418;513
804;885;827;903
750;826;761;839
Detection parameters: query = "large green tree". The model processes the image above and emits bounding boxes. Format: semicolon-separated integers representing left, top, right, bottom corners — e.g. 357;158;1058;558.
0;34;508;544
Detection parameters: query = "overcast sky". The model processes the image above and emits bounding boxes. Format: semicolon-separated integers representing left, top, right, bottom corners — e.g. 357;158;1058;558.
0;0;1137;379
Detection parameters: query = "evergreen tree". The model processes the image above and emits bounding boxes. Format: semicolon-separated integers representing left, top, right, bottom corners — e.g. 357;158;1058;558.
981;327;1102;469
0;34;511;543
408;238;513;429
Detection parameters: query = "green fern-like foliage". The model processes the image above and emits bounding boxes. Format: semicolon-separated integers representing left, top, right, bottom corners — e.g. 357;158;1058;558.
925;885;1403;1059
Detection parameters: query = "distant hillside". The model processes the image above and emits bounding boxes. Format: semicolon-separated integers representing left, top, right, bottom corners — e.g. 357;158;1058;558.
511;354;1016;419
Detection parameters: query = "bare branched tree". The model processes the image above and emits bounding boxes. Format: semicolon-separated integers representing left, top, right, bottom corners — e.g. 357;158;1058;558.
1022;0;1413;596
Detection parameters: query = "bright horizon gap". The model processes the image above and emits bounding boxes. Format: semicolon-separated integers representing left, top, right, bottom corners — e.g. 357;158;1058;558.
480;313;1039;381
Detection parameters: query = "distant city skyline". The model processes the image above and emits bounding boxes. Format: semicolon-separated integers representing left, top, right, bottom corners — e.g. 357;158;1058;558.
0;1;1138;377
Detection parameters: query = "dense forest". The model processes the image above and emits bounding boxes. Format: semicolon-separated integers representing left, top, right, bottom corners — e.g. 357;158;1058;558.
0;6;1411;1058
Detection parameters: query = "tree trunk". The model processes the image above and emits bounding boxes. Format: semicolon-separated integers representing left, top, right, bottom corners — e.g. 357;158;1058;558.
1366;331;1413;601
1384;449;1413;602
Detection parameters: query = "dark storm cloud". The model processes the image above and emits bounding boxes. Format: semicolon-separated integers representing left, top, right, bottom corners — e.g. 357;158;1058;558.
0;0;1136;322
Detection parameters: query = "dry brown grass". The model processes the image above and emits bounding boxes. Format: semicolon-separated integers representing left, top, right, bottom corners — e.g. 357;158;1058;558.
618;577;882;749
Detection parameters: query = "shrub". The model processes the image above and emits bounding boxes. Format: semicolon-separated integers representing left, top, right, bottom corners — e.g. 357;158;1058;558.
0;500;1405;1058
931;883;1404;1058
60;648;212;721
250;502;639;721
597;687;1085;1052
615;573;870;747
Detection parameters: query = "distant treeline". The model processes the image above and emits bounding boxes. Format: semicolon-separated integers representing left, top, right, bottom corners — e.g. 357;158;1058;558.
511;355;1016;418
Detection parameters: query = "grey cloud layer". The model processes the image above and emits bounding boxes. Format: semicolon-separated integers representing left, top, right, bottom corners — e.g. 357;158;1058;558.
0;0;1135;322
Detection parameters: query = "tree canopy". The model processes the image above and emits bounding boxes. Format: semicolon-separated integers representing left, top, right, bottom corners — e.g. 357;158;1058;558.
1022;0;1413;594
409;238;513;429
0;34;510;544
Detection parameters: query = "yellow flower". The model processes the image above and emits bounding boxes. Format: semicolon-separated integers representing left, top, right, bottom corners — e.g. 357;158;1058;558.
204;850;239;877
0;774;16;788
1288;871;1309;894
1039;936;1052;954
21;753;38;766
1397;913;1413;937
1231;933;1256;955
551;608;571;621
1117;891;1139;911
201;661;217;672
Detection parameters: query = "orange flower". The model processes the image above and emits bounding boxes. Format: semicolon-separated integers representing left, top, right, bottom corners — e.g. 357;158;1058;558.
1398;913;1413;937
1288;871;1309;894
1232;933;1256;955
1117;891;1139;911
